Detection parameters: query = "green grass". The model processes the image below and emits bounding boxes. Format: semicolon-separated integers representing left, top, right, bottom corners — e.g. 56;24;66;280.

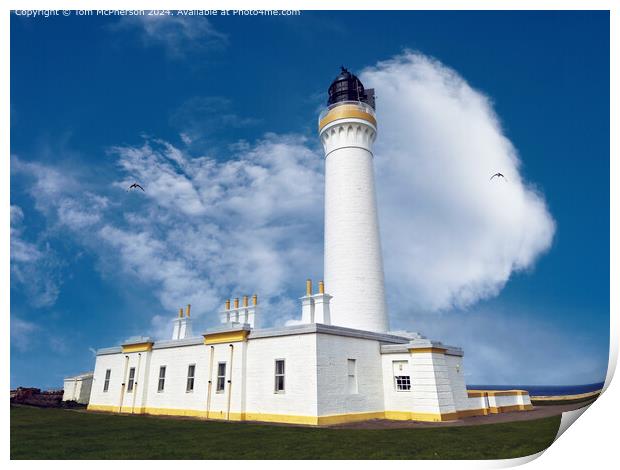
11;405;560;459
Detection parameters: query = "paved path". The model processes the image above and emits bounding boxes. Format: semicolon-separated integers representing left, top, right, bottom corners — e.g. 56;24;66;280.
330;400;596;429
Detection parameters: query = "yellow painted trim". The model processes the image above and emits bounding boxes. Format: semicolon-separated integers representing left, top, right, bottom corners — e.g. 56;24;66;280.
121;342;153;353
319;105;377;131
384;411;457;422
384;411;416;421
206;410;245;421
146;407;208;418
468;389;529;397
532;390;600;401
87;404;117;412
246;411;384;425
409;347;447;354
87;404;145;414
487;404;533;413
245;412;318;425
203;330;249;345
317;411;384;425
490;405;517;414
86;404;533;423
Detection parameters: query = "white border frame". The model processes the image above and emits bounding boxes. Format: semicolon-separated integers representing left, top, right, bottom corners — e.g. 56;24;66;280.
2;1;616;468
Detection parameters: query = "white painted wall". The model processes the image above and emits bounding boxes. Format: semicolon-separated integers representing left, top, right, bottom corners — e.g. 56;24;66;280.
489;393;528;409
63;376;93;404
381;353;414;412
63;379;76;402
320;117;388;333
89;353;128;410
143;344;208;412
444;354;469;411
88;332;528;422
245;333;318;418
409;351;457;415
316;333;384;416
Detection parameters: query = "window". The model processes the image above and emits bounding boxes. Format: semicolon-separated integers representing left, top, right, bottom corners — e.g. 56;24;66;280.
393;360;411;391
103;369;111;392
158;366;166;392
216;363;226;392
186;364;195;392
274;359;285;393
395;375;411;391
347;359;357;394
127;367;135;392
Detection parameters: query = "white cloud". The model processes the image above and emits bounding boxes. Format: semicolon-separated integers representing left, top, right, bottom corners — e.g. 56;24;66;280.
11;52;558;384
103;135;324;328
10;204;62;307
10;205;40;263
11;317;39;352
113;15;228;58
12;135;324;335
359;52;556;315
11;158;110;231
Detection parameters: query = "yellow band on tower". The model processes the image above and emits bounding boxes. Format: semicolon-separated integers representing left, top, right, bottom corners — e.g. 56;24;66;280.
319;104;377;132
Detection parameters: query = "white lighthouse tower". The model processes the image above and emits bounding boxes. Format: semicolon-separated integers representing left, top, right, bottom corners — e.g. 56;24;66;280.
318;67;389;333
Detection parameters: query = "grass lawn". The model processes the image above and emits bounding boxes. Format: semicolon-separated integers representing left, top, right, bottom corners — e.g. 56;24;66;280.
11;405;560;459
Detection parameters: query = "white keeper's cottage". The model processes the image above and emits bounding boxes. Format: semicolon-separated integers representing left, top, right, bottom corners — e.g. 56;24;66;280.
86;68;533;425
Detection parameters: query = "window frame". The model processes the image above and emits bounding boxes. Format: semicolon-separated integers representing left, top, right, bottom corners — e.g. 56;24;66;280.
186;364;196;393
127;367;136;393
216;362;226;393
103;369;111;392
392;360;411;392
394;375;412;391
347;358;358;394
274;359;285;393
157;366;166;392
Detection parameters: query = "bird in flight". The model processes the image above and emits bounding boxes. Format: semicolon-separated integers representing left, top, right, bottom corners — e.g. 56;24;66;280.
128;183;145;192
490;172;507;181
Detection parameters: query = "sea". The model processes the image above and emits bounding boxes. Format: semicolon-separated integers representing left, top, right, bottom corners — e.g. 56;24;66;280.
466;382;604;397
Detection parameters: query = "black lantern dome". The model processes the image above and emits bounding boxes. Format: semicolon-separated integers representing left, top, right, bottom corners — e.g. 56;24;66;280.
327;66;375;110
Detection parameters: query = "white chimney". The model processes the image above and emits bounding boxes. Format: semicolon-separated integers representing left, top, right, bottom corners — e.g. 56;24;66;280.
300;279;315;323
312;281;331;324
172;305;193;340
219;295;259;328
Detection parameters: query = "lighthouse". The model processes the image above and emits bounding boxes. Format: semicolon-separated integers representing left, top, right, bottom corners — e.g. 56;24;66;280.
86;67;534;426
318;67;389;333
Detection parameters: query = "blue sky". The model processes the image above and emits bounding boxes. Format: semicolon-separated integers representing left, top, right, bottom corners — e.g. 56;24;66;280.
10;11;609;389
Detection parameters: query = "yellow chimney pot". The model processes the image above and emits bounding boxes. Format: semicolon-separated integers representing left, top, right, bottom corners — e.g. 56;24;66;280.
225;299;231;310
306;279;312;296
242;295;248;307
319;280;325;294
234;298;239;309
252;294;258;306
186;304;191;317
179;307;184;318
